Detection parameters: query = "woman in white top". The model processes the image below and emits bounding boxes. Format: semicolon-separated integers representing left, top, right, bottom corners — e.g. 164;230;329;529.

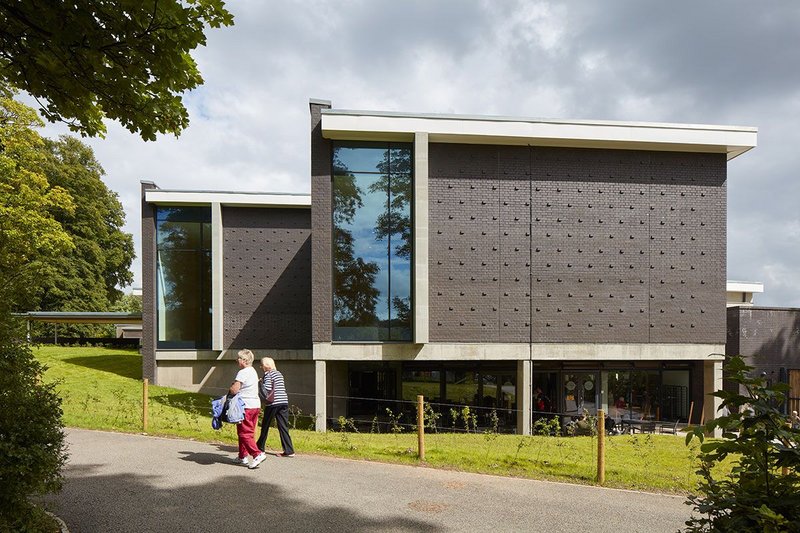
229;349;266;469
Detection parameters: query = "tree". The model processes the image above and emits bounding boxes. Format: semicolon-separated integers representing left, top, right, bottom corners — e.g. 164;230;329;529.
112;292;143;314
0;86;69;531
0;0;234;140
32;134;135;336
684;356;800;532
0;87;74;320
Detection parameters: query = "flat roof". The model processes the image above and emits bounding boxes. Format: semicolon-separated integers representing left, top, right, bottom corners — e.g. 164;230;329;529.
14;312;143;324
321;108;757;160
144;189;311;207
726;281;764;293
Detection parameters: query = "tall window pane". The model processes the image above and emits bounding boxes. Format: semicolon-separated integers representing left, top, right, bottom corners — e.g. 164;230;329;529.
332;142;412;341
156;207;212;348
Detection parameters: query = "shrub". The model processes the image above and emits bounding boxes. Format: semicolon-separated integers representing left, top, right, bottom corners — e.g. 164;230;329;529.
684;355;800;532
0;338;67;530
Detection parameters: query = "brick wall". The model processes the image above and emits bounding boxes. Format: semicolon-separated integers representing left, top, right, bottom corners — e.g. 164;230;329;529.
310;101;332;342
140;182;157;381
222;207;311;349
429;144;727;344
727;306;800;373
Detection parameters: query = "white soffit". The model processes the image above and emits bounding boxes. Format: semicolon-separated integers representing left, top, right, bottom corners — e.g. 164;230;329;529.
726;281;764;293
321;110;757;160
145;190;311;208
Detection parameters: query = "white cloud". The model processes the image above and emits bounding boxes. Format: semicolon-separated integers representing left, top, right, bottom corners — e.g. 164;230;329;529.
25;1;800;307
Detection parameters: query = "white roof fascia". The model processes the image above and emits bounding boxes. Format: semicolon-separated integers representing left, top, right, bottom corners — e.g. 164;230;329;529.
726;281;764;293
321;110;757;161
145;190;311;208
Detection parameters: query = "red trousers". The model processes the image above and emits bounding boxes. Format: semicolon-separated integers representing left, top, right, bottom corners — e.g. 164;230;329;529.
237;408;262;458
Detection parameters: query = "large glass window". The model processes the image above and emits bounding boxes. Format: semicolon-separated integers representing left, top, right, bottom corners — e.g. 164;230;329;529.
332;142;412;341
400;364;517;431
156;207;212;349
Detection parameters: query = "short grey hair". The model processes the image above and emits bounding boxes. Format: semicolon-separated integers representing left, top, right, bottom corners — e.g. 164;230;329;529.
237;349;254;366
261;357;276;371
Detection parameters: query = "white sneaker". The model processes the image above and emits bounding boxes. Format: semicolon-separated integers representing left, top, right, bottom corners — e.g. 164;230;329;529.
235;456;250;466
248;452;267;469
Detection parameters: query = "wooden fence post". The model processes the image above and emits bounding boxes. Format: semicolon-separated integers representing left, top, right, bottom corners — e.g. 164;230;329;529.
417;395;425;461
597;409;605;485
143;378;149;433
688;401;694;426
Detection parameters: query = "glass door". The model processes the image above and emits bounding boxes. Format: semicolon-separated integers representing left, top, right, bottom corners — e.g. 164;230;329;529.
563;372;598;416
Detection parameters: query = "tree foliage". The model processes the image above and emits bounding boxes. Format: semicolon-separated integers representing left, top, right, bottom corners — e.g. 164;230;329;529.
0;87;74;317
0;0;234;140
0;88;68;531
0;337;67;531
34;135;135;329
684;356;800;532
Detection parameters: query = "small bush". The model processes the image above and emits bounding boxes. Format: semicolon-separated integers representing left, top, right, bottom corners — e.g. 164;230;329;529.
0;339;67;530
685;356;800;532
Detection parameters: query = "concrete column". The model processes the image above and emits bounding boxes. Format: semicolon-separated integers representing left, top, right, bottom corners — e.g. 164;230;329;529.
599;371;609;414
315;360;327;432
211;202;224;350
413;132;429;344
703;360;723;438
517;360;532;435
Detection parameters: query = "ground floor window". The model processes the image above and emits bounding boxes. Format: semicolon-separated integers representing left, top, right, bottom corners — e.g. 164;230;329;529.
346;362;517;432
533;365;691;427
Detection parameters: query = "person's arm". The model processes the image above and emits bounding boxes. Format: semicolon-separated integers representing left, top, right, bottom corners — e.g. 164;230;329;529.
260;371;273;397
229;380;241;396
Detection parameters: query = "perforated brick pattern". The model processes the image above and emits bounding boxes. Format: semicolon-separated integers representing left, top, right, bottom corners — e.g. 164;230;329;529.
429;144;727;344
223;207;312;349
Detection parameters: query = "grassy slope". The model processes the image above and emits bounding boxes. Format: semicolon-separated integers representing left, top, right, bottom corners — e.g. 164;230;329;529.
36;345;721;494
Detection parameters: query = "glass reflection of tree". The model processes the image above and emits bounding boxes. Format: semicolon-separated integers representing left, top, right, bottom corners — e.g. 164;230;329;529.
371;149;411;257
370;148;411;332
332;154;380;330
157;209;208;344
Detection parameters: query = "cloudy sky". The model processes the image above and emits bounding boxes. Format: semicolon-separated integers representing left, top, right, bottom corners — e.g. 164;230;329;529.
35;1;800;306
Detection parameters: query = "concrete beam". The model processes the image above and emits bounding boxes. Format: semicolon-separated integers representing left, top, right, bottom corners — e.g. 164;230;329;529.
312;342;725;362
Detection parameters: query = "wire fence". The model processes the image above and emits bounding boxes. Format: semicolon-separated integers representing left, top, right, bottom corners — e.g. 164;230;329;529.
136;380;716;488
197;385;669;437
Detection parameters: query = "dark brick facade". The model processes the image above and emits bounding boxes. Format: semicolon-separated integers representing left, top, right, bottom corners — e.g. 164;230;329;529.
429;144;727;344
727;306;800;375
140;181;158;381
310;101;333;343
223;207;311;349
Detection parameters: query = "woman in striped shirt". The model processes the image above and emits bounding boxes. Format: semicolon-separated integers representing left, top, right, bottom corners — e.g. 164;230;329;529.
256;357;295;457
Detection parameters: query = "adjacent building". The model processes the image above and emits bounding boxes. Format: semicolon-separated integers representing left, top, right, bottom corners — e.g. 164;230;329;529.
725;284;800;414
141;100;758;433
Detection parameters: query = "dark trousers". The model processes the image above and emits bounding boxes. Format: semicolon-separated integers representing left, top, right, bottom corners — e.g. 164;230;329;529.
257;404;294;455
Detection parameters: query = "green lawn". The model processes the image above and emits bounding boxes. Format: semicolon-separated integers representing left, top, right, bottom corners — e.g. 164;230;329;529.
35;345;724;494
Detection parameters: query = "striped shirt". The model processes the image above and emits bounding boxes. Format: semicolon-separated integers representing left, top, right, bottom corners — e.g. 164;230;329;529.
260;369;289;405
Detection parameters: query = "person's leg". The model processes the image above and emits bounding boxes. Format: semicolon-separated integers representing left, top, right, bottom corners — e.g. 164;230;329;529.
236;420;248;459
257;406;277;451
275;405;294;455
240;408;262;458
